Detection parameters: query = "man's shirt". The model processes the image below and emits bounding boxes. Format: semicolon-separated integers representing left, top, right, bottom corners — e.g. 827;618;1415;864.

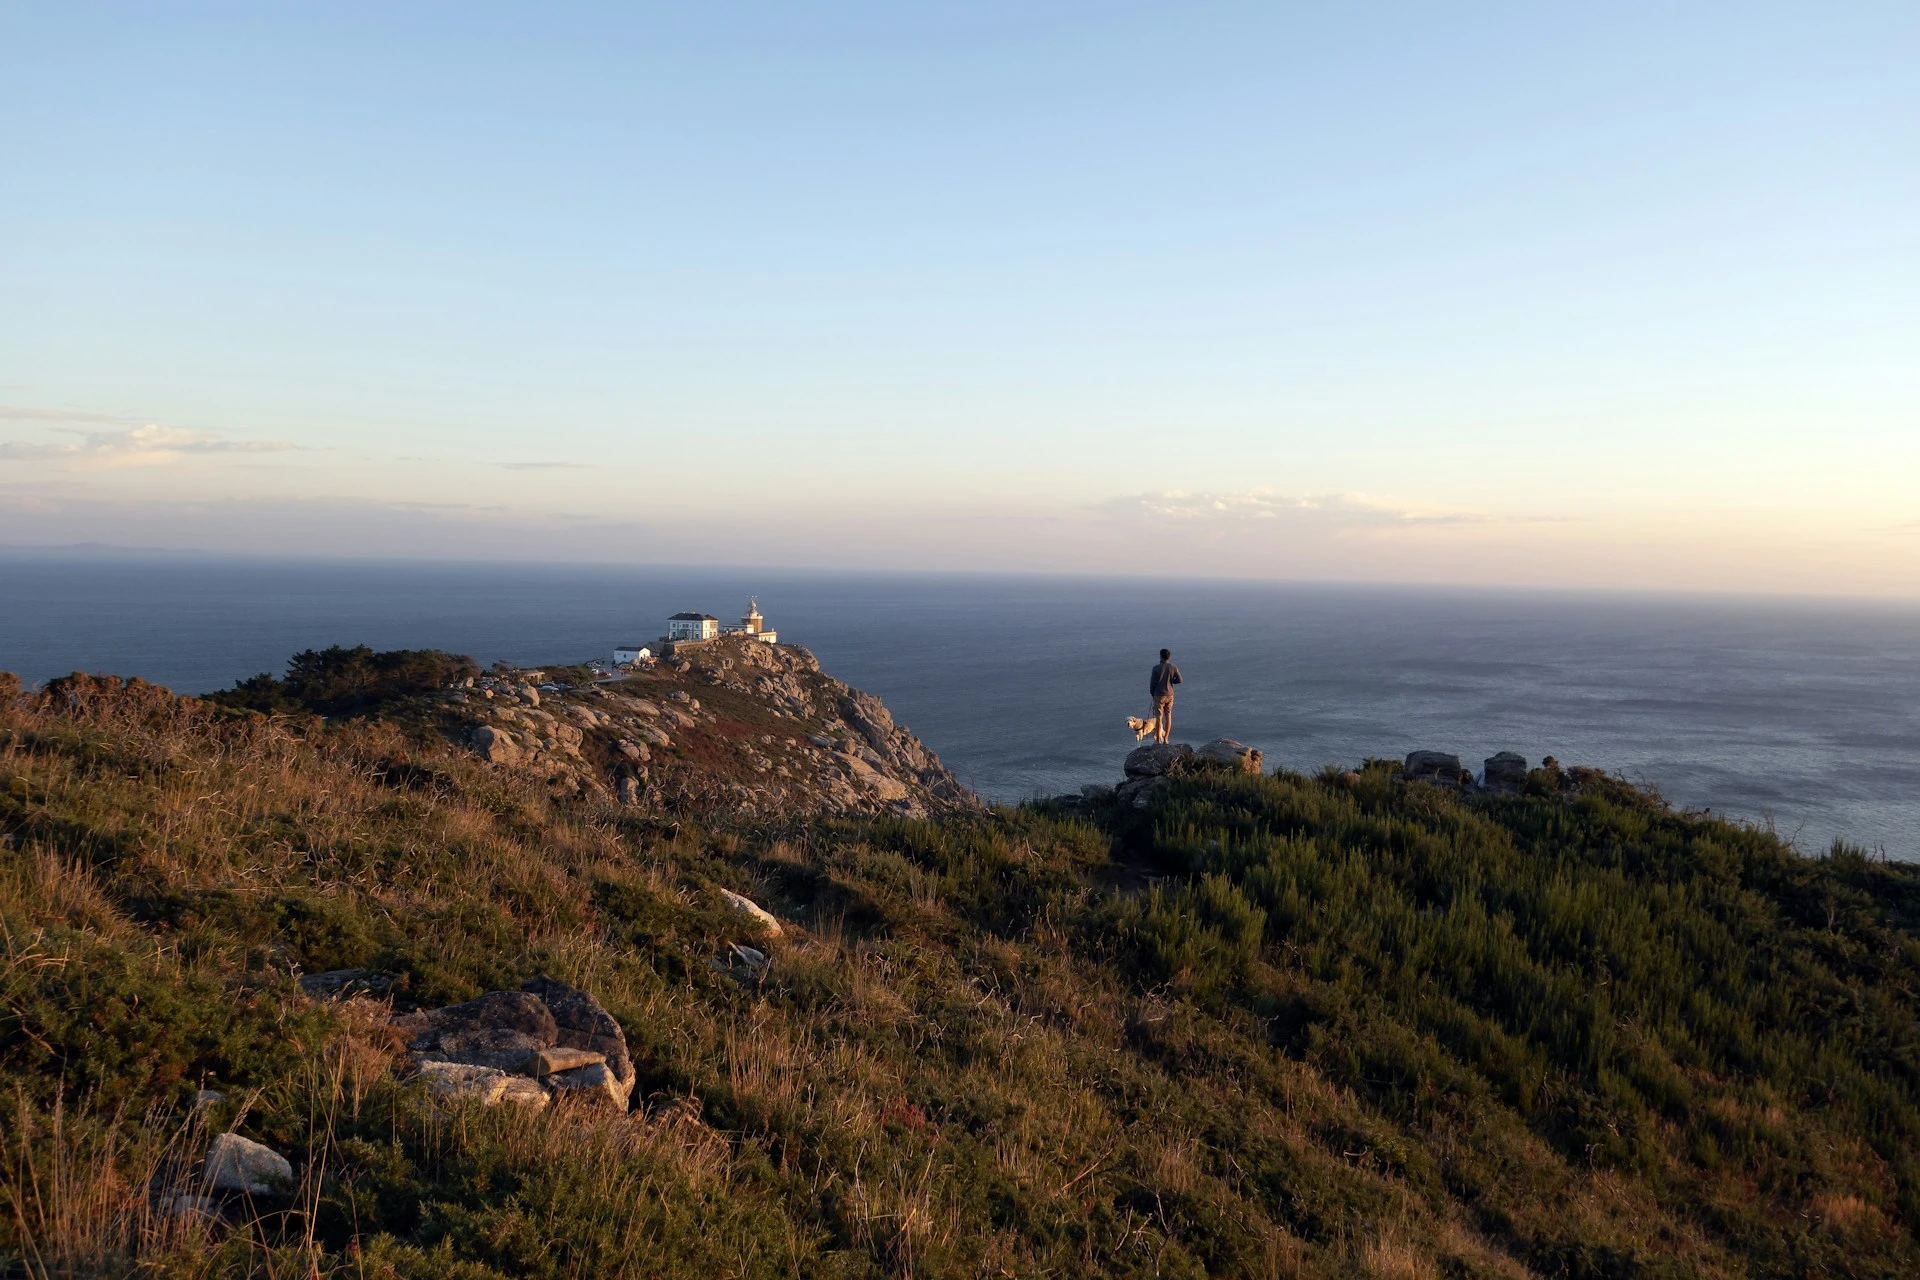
1150;662;1183;699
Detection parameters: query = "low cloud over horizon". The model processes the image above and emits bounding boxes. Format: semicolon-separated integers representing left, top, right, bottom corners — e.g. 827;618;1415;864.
3;479;1915;599
0;422;297;468
1106;489;1572;530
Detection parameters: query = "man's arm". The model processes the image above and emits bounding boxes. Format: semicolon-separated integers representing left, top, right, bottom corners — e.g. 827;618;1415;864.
1172;666;1182;686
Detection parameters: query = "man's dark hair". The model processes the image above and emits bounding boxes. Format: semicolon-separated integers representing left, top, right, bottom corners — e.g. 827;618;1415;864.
1159;648;1171;661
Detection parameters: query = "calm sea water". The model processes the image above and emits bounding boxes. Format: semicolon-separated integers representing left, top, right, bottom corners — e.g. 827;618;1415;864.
3;556;1917;858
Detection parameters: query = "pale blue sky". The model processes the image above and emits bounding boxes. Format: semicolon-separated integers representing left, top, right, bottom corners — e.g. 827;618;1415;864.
3;3;1916;591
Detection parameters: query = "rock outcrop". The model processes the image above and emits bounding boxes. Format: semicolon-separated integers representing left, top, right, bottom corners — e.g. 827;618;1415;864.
470;724;522;763
1124;743;1194;779
1195;739;1263;774
1403;751;1467;782
1110;740;1259;809
522;974;635;1106
394;976;636;1112
448;635;978;821
1483;751;1529;791
1402;749;1537;791
1068;739;1560;812
418;1061;550;1108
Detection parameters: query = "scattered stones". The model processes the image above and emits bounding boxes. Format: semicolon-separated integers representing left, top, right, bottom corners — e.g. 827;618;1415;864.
1124;743;1194;779
1080;783;1115;799
1195;739;1263;774
708;941;772;987
1484;751;1529;791
202;1133;293;1198
191;1089;226;1110
719;888;784;938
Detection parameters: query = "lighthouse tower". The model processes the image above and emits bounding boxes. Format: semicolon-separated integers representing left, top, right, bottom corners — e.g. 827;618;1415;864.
716;597;777;643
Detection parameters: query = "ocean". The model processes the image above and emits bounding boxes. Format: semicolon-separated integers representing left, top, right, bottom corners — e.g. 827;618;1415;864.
3;555;1917;858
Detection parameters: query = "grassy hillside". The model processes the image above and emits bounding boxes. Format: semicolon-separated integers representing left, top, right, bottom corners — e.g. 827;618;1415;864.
2;672;1917;1277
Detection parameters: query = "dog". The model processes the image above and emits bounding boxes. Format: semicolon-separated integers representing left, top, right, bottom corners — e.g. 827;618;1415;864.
1126;715;1158;742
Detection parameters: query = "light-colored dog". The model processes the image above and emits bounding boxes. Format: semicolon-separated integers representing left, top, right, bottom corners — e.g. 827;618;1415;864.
1126;715;1157;742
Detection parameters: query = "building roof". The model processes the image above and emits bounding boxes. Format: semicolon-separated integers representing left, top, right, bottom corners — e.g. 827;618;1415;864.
668;612;719;621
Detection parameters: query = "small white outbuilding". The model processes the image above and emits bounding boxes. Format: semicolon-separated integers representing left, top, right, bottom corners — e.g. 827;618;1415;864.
613;644;652;666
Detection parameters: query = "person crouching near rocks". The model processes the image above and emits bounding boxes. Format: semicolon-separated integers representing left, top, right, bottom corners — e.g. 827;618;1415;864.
1150;648;1182;744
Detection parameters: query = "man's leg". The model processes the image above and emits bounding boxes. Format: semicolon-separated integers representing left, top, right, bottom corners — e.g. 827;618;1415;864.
1156;697;1173;744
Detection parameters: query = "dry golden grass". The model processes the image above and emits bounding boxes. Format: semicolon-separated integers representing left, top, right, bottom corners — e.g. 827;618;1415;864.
4;1095;215;1277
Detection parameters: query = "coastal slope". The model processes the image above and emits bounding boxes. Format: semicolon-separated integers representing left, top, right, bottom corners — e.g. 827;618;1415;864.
2;659;1918;1278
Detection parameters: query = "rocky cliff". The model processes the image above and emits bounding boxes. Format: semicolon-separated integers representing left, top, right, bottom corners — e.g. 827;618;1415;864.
440;634;978;820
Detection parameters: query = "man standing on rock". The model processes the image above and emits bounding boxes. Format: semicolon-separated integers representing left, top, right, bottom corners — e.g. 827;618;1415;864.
1150;648;1182;744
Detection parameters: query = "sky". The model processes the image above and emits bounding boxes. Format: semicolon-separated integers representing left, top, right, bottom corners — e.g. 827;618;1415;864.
2;2;1917;594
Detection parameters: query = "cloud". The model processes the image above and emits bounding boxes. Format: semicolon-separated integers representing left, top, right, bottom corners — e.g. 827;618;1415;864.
0;404;143;426
499;461;590;471
1101;489;1562;531
0;424;298;468
1874;520;1920;535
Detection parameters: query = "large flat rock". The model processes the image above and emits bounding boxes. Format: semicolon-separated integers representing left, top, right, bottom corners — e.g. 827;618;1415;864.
1124;743;1194;779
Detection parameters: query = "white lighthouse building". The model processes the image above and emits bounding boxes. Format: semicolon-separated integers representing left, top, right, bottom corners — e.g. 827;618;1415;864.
658;599;777;655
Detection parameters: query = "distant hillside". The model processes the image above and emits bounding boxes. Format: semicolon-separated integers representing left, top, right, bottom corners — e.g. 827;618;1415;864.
1;660;1917;1278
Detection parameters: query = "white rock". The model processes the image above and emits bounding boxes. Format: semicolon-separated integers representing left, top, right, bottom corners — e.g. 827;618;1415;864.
546;1061;630;1110
203;1133;293;1197
720;888;783;937
498;1077;551;1108
417;1061;512;1104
